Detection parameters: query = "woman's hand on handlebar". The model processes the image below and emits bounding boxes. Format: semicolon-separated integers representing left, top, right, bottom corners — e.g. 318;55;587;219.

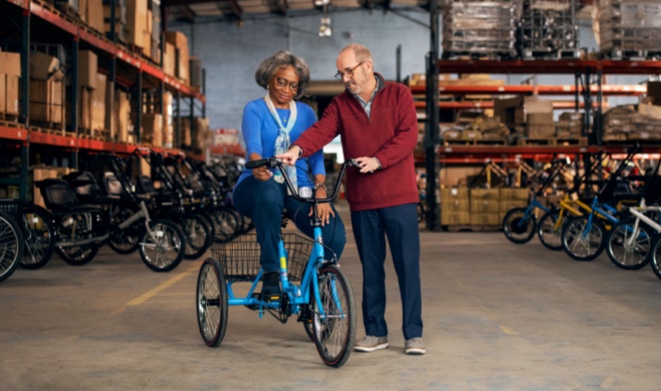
249;153;273;181
276;146;302;166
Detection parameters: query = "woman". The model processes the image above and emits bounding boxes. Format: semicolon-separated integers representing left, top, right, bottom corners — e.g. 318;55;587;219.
232;50;346;297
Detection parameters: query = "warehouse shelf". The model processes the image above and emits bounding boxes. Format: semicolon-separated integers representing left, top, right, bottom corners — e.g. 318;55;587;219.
437;59;661;75
414;101;603;110
410;84;647;96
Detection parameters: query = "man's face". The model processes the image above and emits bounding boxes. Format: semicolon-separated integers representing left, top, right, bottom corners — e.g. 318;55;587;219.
336;51;371;95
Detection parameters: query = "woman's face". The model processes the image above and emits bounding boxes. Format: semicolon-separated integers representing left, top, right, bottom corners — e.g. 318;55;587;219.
268;65;299;107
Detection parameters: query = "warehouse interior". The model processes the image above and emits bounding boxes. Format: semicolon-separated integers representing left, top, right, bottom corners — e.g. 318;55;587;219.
2;0;661;389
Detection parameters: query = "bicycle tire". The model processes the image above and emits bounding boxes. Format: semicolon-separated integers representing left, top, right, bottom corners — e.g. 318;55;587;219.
537;209;564;251
196;257;228;347
562;215;606;261
606;219;652;270
212;207;240;243
0;211;24;283
181;212;212;260
56;243;100;266
19;205;55;270
650;234;661;281
54;211;100;266
139;219;185;272
502;207;536;244
108;206;142;255
312;264;356;368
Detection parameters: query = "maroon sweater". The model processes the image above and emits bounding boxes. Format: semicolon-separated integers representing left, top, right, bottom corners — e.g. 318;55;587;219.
294;73;419;211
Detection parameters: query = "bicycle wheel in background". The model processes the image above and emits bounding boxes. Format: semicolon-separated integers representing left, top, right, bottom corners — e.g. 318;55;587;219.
19;205;55;270
108;205;142;255
139;219;185;272
181;212;212;260
562;215;606;261
502;207;536;244
312;264;356;368
537;209;564;251
212;207;240;243
196;257;228;347
0;211;24;283
649;234;661;281
606;220;652;270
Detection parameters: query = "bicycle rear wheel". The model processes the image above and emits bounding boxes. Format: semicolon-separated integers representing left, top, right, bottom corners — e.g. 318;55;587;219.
196;257;228;347
139;219;185;272
181;212;212;260
537;209;564;251
502;207;536;244
606;219;652;270
562;215;606;261
311;264;356;367
0;211;23;283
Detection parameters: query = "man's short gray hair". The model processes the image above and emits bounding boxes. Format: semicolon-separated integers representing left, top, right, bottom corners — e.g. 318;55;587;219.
341;43;373;64
255;50;310;99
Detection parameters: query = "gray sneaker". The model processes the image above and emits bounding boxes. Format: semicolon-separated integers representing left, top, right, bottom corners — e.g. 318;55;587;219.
354;336;389;352
405;338;426;355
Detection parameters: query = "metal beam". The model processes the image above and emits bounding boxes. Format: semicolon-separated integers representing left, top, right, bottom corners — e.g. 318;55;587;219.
178;5;197;23
226;0;243;18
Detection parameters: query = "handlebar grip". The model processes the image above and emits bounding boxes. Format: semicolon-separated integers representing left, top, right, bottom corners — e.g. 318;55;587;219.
245;158;275;169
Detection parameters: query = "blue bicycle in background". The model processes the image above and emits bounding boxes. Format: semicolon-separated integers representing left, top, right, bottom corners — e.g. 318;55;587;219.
196;158;358;367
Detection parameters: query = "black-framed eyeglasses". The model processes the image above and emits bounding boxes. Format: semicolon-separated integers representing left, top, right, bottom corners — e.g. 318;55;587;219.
274;77;299;92
334;61;364;81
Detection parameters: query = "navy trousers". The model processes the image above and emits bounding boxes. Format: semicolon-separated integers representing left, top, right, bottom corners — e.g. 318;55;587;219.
351;203;423;340
233;176;346;272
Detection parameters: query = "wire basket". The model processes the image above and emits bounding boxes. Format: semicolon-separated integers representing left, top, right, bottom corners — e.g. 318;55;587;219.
211;233;314;282
0;199;21;220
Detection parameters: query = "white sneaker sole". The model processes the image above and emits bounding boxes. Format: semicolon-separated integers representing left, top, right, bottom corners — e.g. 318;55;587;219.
354;342;389;352
405;347;426;355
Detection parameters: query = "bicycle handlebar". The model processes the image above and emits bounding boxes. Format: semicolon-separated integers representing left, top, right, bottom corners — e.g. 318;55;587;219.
245;157;360;203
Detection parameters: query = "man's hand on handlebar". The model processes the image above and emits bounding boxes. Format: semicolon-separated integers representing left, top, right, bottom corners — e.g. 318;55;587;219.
276;146;302;166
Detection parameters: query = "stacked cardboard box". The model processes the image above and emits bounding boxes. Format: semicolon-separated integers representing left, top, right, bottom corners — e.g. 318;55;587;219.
141;113;163;147
597;0;661;55
163;91;174;148
68;50;100;135
29;52;66;127
103;0;127;42
499;188;530;222
115;90;131;142
556;112;584;138
441;188;471;225
602;104;661;141
0;49;21;119
470;188;501;225
165;31;189;84
495;96;554;138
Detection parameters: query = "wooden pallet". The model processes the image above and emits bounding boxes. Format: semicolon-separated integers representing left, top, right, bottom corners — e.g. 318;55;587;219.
555;137;588;146
444;139;507;146
0;119;24;129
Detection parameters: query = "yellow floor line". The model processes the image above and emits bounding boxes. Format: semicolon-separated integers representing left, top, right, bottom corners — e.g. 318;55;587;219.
113;262;199;314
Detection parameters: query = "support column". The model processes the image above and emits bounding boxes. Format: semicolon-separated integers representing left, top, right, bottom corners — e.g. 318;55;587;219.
424;5;441;231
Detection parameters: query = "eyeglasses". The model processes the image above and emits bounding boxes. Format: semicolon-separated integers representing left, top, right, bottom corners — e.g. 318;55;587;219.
334;61;364;81
274;77;299;92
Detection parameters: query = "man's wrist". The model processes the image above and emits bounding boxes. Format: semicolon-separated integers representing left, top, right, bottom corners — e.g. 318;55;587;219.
373;157;382;169
295;145;303;157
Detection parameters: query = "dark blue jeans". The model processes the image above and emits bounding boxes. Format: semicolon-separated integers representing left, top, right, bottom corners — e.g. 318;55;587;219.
233;176;346;272
351;203;423;340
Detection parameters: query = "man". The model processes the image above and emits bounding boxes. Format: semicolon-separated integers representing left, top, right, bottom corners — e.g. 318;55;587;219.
277;43;424;355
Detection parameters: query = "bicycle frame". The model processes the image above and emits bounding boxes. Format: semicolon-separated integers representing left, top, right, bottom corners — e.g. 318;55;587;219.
224;159;357;317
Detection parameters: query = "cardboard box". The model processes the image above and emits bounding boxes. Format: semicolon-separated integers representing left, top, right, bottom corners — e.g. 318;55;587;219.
470;200;500;213
499;188;529;201
526;112;555;138
0;51;21;77
165;31;189;83
92;73;107;133
441;211;471;225
4;75;20;116
189;56;202;88
0;75;5;115
87;0;104;33
29;52;61;81
470;213;500;226
126;0;148;48
29;79;65;124
499;199;528;215
470;188;500;201
142;113;163;147
78;50;98;89
441;199;470;214
164;42;175;76
116;90;130;142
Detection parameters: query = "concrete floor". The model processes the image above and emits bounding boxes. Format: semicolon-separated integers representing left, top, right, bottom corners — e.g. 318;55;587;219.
2;202;661;390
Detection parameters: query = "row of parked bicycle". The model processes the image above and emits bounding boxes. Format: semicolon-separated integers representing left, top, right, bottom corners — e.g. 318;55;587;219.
0;150;251;283
502;144;661;281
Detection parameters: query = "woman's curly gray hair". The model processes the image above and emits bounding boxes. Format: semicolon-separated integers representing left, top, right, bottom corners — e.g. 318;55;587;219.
255;50;310;99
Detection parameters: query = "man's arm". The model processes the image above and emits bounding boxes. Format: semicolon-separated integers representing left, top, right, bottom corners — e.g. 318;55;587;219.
371;86;418;169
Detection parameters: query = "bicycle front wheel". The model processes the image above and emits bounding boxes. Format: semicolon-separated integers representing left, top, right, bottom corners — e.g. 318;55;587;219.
0;211;23;283
606;219;652;270
196;257;228;347
181;212;212;260
311;264;356;368
562;215;606;261
537;209;565;251
20;205;55;269
502;207;536;244
139;219;185;272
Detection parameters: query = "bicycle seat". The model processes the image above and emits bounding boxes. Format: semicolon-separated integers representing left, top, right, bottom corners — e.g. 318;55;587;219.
36;179;104;214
